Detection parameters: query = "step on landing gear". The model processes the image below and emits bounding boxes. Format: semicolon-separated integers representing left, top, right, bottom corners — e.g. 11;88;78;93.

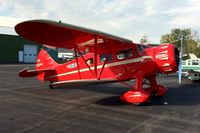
152;85;167;98
145;77;167;98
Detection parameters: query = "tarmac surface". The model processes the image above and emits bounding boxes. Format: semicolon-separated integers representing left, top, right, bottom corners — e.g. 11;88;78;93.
0;64;200;133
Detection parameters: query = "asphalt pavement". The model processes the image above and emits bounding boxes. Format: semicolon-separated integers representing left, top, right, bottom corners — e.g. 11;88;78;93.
0;64;200;133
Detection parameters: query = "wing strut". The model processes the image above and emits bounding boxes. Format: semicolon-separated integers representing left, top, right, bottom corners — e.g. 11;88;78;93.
94;35;98;79
75;47;96;78
74;48;81;79
97;53;108;80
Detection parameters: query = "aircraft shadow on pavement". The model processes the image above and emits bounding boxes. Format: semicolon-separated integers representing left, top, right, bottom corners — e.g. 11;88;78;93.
95;96;170;107
53;82;129;95
51;81;200;106
164;82;200;106
92;82;200;107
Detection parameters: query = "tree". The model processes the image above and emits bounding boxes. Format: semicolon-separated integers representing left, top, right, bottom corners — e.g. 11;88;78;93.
140;35;150;44
160;28;200;58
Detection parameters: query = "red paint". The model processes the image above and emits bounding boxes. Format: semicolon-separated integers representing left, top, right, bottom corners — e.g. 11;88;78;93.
120;89;150;104
15;20;179;105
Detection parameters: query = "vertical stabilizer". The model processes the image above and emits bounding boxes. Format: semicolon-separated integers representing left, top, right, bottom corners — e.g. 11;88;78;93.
189;53;198;59
36;49;58;80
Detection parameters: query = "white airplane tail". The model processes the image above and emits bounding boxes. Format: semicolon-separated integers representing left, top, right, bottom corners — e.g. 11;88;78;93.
189;53;198;59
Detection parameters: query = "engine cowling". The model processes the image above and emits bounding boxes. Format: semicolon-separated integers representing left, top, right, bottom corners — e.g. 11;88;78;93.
145;44;179;74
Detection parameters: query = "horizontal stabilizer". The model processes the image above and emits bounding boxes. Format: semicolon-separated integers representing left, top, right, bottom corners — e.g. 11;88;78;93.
19;68;55;78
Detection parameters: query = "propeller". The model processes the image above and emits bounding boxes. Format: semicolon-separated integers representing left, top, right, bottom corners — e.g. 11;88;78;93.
178;34;183;84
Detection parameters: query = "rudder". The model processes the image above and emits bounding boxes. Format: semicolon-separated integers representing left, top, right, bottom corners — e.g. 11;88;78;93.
36;49;58;81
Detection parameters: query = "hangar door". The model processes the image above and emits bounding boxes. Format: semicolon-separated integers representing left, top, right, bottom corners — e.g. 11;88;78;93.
24;45;38;63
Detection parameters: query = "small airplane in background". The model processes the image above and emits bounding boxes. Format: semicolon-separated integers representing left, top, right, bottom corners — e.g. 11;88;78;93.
182;53;200;81
15;20;180;105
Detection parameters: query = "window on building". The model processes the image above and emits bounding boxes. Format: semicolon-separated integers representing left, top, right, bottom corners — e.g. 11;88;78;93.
117;48;133;60
100;54;112;63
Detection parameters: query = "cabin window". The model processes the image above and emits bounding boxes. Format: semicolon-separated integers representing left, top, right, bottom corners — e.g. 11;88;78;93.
100;54;112;63
76;51;86;57
192;60;199;65
117;48;133;60
86;58;93;65
188;60;191;65
136;44;146;52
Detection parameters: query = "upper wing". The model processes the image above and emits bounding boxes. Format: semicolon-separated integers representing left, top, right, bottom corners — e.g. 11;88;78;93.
15;20;133;53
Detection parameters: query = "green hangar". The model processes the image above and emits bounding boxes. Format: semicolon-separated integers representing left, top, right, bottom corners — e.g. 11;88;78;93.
0;34;40;63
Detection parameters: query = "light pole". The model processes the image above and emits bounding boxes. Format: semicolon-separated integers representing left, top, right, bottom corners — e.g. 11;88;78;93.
178;33;183;84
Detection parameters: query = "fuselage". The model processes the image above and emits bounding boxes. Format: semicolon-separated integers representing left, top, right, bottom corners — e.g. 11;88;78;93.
36;43;179;83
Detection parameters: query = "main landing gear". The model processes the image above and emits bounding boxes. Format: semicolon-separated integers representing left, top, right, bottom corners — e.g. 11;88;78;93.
120;72;167;105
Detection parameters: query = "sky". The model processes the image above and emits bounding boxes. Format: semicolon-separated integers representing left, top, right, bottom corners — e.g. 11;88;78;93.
0;0;200;43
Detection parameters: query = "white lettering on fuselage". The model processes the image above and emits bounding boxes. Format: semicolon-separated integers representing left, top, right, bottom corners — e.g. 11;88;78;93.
36;63;43;67
67;63;77;68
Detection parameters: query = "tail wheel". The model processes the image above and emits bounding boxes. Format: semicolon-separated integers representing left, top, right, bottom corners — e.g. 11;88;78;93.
49;83;54;89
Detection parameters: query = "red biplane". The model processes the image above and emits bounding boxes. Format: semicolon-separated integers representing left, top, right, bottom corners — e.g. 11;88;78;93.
15;20;179;105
